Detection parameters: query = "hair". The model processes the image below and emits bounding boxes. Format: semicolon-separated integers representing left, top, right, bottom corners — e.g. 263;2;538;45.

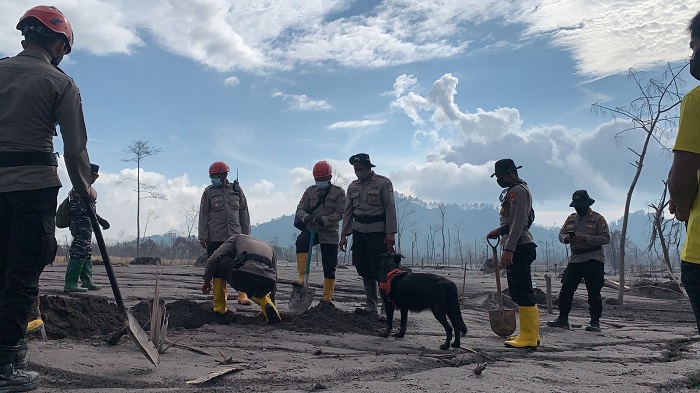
689;11;700;39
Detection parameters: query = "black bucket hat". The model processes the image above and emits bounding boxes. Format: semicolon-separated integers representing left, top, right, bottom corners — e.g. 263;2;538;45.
569;190;595;207
490;158;522;177
349;153;375;167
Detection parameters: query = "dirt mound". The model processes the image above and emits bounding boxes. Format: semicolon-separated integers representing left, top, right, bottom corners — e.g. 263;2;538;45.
39;295;124;339
130;257;161;265
284;301;384;335
630;279;684;300
131;299;253;329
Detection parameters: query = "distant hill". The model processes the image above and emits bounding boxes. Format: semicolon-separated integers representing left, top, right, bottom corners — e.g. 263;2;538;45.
248;193;675;266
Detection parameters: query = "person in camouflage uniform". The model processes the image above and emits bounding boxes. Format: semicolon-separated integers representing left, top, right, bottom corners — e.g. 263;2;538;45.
64;163;109;292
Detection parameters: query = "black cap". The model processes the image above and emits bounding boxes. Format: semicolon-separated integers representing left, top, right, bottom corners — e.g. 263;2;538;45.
349;153;375;167
90;163;99;173
569;190;595;207
490;158;522;177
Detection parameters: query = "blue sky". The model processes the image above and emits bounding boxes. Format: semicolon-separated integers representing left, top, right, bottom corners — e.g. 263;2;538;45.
0;1;695;241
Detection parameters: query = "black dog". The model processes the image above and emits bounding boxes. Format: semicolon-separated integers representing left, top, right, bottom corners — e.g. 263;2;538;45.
377;253;468;350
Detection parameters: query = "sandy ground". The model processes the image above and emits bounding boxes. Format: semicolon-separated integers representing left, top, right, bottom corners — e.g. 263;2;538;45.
23;261;700;393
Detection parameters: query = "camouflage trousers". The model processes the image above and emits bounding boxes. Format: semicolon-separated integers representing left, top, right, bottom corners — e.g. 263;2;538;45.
69;228;92;260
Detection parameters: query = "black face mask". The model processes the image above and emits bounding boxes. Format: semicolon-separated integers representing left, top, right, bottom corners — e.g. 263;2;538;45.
691;55;700;81
575;207;589;216
497;179;511;188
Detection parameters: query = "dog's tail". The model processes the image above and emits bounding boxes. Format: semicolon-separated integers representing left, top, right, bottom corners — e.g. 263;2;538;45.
447;284;468;337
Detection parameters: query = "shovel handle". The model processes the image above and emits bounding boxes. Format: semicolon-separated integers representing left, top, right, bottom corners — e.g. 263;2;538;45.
487;237;505;311
82;197;126;312
303;231;315;288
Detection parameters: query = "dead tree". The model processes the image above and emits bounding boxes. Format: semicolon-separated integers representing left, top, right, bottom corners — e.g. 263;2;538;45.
396;194;416;254
647;181;683;282
592;64;686;304
119;140;164;257
438;203;446;265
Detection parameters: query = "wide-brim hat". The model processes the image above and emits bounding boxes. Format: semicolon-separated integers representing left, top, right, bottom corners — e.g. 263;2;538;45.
349;153;375;167
490;158;522;177
569;189;595;207
90;163;99;173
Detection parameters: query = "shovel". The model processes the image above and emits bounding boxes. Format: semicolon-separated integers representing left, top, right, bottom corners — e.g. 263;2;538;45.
288;230;316;314
487;237;516;337
84;197;160;366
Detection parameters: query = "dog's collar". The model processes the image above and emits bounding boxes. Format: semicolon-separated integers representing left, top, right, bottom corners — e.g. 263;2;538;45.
379;268;405;293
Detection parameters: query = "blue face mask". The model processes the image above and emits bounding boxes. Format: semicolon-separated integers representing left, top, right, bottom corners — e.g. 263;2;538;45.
211;178;223;187
316;181;330;189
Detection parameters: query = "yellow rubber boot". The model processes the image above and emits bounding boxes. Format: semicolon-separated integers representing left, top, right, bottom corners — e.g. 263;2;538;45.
237;291;252;305
26;319;44;334
251;293;282;324
504;305;540;349
322;278;335;302
295;253;308;286
212;278;228;314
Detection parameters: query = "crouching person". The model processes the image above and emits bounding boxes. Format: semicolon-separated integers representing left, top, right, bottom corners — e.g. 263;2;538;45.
201;234;281;324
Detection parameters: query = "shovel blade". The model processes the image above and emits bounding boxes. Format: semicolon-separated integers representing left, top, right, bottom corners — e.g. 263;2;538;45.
288;286;315;314
126;311;160;366
488;308;517;337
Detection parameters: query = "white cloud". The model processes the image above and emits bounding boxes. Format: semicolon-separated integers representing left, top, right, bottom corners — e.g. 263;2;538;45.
327;119;386;129
272;91;332;111
393;74;419;97
223;76;240;87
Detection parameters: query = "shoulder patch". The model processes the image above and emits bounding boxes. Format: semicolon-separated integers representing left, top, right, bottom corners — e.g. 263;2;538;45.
508;192;517;203
600;218;608;228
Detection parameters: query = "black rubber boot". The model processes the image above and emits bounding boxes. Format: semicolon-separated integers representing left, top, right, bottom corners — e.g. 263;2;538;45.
585;322;601;332
546;316;570;329
0;344;39;392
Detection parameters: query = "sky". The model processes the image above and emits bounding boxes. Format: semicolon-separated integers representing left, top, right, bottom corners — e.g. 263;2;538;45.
0;1;696;243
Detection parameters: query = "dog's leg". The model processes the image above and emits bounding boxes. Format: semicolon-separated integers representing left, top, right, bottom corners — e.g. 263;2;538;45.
378;292;393;338
432;308;453;350
394;308;408;338
447;307;467;348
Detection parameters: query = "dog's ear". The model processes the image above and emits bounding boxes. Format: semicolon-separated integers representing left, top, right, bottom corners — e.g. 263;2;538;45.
392;254;404;265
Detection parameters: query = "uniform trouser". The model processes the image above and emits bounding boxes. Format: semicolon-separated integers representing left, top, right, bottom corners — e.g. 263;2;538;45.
295;230;338;279
0;187;58;346
505;242;537;307
206;242;224;258
216;256;275;299
557;259;605;322
681;261;700;334
68;225;92;260
350;231;387;281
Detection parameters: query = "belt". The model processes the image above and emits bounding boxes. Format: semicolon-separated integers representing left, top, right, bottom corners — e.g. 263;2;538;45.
571;245;603;255
353;213;386;224
233;251;273;269
0;151;58;167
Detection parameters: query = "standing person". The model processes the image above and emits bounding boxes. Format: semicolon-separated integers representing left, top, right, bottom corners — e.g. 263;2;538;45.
0;5;95;391
339;153;397;317
202;234;281;324
668;10;700;334
486;159;538;349
64;164;110;292
294;161;345;302
547;190;610;332
199;161;252;312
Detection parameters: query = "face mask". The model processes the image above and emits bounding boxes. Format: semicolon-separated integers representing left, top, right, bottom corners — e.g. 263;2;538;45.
316;181;330;189
355;170;370;180
691;54;700;81
497;179;511;188
211;178;223;187
575;207;589;216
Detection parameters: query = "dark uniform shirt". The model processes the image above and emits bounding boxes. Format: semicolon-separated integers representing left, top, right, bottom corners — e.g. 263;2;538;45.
559;210;610;263
499;181;534;252
0;48;91;194
203;234;277;283
198;180;250;242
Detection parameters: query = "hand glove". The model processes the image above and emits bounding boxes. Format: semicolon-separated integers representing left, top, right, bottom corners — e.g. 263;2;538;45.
98;217;110;230
303;216;313;225
313;217;324;228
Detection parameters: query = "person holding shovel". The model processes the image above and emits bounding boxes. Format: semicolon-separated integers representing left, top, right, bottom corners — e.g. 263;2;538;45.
201;234;281;324
339;153;397;318
294;161;345;303
199;161;252;313
0;5;96;391
547;190;610;332
64;163;110;292
486;159;539;349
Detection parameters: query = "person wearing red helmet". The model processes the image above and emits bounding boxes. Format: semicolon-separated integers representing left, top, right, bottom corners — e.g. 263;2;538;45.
0;5;94;391
199;161;252;310
294;161;346;302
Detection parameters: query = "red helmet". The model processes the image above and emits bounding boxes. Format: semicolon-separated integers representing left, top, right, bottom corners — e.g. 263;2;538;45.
17;5;74;54
209;161;230;175
312;161;332;178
